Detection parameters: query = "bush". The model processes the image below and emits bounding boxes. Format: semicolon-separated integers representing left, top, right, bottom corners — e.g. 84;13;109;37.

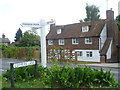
2;46;40;60
2;65;119;88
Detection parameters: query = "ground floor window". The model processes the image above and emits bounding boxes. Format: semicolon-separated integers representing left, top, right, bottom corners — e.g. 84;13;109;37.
86;51;92;57
77;51;82;57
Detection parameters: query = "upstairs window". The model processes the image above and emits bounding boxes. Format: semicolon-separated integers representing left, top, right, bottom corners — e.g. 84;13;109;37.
58;39;64;45
48;40;53;45
57;29;61;34
82;26;89;32
72;38;79;44
85;38;92;44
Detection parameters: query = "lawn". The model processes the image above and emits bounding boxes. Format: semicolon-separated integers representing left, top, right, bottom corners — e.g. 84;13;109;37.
48;59;101;64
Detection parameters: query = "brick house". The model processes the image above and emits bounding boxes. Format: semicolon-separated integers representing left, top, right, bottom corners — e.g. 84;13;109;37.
46;10;120;63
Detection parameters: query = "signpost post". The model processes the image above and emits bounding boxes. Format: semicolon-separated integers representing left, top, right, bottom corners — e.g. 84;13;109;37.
20;19;55;68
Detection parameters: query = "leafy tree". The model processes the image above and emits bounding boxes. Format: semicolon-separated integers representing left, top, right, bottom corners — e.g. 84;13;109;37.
19;30;40;47
14;28;22;42
116;15;120;22
80;4;100;22
116;15;120;31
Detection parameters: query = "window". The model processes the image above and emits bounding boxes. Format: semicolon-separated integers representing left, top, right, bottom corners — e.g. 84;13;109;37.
86;51;92;57
48;40;53;45
58;39;64;45
82;26;89;32
57;29;61;34
77;51;82;57
85;38;92;44
72;38;79;44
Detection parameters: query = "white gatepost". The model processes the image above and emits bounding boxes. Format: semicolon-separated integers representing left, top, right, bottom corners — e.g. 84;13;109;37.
20;19;55;68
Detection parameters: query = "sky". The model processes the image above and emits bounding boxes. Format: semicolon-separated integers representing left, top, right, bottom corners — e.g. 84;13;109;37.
0;0;119;42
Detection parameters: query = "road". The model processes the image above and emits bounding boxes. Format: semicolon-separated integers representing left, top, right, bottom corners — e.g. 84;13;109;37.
1;58;26;73
1;58;120;83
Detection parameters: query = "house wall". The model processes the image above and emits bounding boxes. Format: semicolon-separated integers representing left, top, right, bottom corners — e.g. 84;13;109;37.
47;37;99;51
99;24;107;51
106;40;112;59
47;37;100;62
73;49;100;62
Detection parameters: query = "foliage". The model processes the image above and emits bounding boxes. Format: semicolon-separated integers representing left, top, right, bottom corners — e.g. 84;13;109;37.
80;4;100;22
48;45;71;61
2;65;119;88
2;46;40;60
116;15;120;22
14;28;22;42
116;22;120;31
19;30;40;47
115;15;120;31
0;43;8;51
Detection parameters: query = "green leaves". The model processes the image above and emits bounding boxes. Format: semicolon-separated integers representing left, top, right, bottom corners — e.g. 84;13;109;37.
2;65;119;88
19;30;40;47
80;4;101;22
14;28;22;42
2;46;39;60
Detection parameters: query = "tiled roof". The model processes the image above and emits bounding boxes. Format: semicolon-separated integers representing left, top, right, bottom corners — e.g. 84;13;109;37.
0;38;10;43
47;20;106;39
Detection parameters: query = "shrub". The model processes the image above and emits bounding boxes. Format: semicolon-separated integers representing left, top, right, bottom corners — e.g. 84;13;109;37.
2;65;119;88
2;46;40;60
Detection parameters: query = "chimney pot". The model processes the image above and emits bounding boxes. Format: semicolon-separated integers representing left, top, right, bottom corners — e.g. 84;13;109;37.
2;34;5;38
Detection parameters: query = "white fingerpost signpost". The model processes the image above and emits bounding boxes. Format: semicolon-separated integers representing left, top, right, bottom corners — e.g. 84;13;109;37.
20;19;55;68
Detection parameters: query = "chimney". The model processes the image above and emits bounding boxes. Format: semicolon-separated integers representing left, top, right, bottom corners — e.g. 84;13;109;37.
106;9;114;20
2;34;5;38
106;9;114;38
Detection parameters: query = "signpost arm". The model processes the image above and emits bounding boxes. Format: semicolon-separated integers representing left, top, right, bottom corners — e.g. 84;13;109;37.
10;63;14;88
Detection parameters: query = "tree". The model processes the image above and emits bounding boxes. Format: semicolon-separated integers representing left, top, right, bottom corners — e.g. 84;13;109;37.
116;15;120;31
81;4;100;22
14;28;22;42
19;30;40;47
116;15;120;22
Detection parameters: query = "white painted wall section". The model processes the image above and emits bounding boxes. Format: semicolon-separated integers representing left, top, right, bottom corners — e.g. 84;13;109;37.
106;40;112;59
73;50;100;62
99;24;107;50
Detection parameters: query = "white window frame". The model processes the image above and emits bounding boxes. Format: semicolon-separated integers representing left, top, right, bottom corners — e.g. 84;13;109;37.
86;51;92;57
77;51;82;57
57;29;61;34
72;38;79;44
58;39;64;45
82;26;89;32
48;40;53;45
85;38;92;44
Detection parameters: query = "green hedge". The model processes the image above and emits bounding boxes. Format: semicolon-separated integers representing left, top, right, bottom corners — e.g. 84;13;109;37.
1;44;40;60
3;65;119;88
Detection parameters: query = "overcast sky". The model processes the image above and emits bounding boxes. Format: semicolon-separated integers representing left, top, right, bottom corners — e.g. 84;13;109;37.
0;0;119;42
